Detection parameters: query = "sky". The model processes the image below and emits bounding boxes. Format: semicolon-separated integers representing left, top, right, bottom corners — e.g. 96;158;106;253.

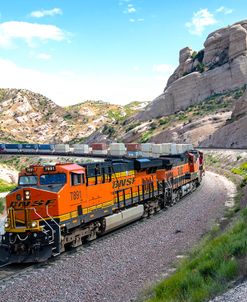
0;0;246;106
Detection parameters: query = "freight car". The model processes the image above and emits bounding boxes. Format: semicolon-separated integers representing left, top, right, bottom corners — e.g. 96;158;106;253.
0;150;204;265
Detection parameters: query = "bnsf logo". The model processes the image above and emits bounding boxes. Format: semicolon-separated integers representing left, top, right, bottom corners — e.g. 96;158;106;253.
112;177;135;189
10;200;54;208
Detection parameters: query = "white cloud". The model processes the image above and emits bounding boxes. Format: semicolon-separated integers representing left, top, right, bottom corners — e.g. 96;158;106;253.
0;58;168;105
129;18;144;23
0;21;65;48
30;8;62;18
216;6;233;15
124;3;137;14
186;8;217;35
36;53;52;60
119;0;130;6
152;64;174;74
127;4;136;13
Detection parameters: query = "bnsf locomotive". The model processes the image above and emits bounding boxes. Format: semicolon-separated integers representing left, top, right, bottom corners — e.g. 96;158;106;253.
0;150;204;264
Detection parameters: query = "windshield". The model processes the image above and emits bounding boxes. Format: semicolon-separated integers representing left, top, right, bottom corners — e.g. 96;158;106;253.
40;173;66;185
19;175;38;186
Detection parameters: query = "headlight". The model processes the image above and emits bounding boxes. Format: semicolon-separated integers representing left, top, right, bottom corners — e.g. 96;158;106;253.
4;221;10;228
31;221;38;228
25;190;30;200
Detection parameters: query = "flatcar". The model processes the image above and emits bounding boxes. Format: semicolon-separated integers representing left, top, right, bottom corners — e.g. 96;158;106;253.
0;150;204;264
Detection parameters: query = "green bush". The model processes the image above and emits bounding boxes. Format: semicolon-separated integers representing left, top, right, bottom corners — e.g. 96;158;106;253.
0;197;5;213
231;163;247;188
0;179;16;193
196;62;205;73
102;124;115;136
193;50;204;63
63;113;73;120
159;118;169;125
140;131;152;143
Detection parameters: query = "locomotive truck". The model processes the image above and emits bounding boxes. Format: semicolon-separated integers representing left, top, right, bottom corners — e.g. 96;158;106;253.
0;150;204;265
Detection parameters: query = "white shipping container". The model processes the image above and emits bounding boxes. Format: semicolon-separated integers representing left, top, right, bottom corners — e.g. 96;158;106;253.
109;143;126;151
54;144;70;152
72;144;89;153
187;144;194;150
141;143;153;152
182;144;189;152
160;143;177;155
92;150;108;155
152;144;163;154
176;144;184;154
110;150;126;156
170;143;178;154
161;143;171;154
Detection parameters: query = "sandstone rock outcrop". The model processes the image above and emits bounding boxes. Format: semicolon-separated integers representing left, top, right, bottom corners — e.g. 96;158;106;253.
138;20;247;121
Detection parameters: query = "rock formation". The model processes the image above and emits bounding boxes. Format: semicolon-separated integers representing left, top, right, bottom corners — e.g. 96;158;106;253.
138;20;247;120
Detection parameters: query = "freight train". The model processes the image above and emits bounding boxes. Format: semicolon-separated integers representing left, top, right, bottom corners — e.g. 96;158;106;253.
0;143;193;157
0;149;204;265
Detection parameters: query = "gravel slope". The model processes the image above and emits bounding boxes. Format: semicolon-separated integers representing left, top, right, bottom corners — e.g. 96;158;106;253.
0;172;235;302
211;281;247;302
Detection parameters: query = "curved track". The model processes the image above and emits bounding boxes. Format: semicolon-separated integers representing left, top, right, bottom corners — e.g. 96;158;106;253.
0;172;235;302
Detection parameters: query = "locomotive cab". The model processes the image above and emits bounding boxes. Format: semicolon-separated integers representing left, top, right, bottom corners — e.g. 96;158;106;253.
0;163;86;265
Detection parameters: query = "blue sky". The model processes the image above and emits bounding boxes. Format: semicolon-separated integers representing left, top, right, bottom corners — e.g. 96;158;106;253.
0;0;246;106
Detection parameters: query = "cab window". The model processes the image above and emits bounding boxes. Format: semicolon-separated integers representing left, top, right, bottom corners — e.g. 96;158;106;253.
71;173;85;186
40;173;66;185
19;175;38;186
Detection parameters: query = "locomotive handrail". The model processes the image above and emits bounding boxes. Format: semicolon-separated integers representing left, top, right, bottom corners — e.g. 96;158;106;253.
32;208;55;243
46;206;61;242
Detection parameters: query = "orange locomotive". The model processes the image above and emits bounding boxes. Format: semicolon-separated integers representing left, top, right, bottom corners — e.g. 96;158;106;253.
0;150;204;264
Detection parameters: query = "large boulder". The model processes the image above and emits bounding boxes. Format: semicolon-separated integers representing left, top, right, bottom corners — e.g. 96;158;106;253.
229;24;247;60
179;47;193;64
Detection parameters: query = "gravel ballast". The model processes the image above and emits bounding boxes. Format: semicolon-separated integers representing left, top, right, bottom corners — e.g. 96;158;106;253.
0;171;235;302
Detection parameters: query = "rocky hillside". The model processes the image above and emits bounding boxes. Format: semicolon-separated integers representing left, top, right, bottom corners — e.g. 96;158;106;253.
200;89;247;147
88;87;245;146
137;20;247;121
0;89;144;144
